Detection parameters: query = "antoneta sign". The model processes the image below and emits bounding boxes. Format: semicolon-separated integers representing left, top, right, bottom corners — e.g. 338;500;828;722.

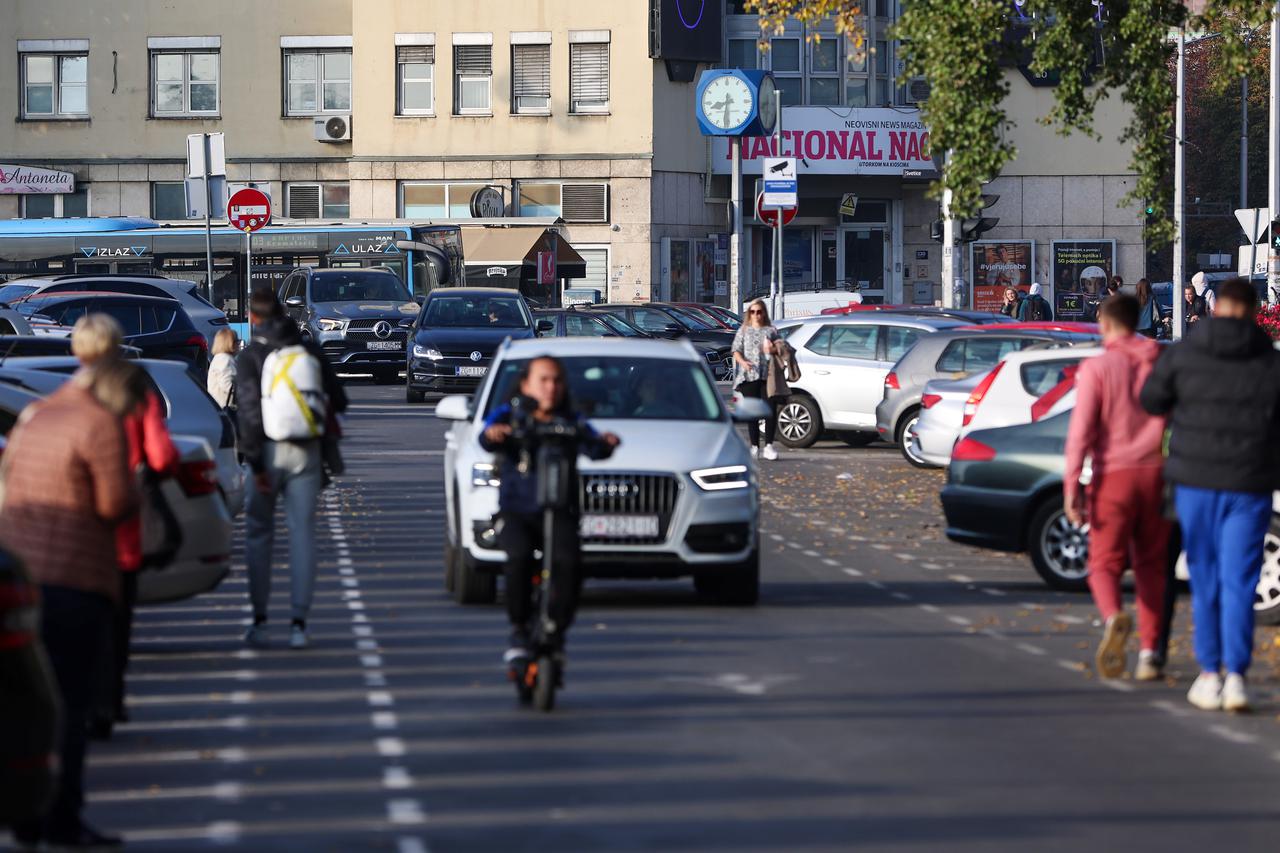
0;164;76;195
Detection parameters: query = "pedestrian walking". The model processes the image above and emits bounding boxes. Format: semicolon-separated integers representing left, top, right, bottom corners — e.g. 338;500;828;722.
1134;278;1160;339
1190;271;1217;315
999;286;1021;318
1105;276;1123;298
731;299;782;461
1181;283;1208;326
0;359;138;851
207;327;240;409
1017;283;1053;322
1064;295;1169;681
236;288;347;649
1140;277;1280;712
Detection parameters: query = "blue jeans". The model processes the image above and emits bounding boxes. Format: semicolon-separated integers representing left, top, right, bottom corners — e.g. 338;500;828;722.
245;440;323;623
1174;485;1271;675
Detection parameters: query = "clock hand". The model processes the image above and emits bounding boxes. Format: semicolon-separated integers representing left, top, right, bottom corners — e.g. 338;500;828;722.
722;98;731;126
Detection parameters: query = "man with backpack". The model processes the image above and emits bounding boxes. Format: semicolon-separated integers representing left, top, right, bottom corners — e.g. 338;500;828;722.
236;288;347;649
1018;282;1054;322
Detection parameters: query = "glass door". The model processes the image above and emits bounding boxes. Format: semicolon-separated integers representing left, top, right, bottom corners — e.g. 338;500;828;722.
839;227;890;304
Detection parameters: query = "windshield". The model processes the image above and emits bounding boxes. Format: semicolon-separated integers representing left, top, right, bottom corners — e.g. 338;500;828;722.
666;307;715;331
310;272;412;303
703;305;741;329
0;283;39;304
484;356;723;421
423;294;529;329
589;311;644;337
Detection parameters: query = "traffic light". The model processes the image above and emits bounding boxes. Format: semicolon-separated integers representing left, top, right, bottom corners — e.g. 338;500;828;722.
959;194;1000;242
929;219;944;243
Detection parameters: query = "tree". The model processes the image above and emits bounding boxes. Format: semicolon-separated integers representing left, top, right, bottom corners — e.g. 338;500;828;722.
746;0;1272;245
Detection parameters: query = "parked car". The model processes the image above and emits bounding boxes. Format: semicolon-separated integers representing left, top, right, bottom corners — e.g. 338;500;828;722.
439;336;767;605
771;313;966;447
573;306;733;381
0;544;59;827
957;344;1101;439
279;266;420;384
533;309;617;338
406;287;536;402
4;274;228;346
9;293;210;374
820;304;1017;325
591;303;735;350
0;304;32;336
669;302;741;330
907;373;983;468
875;325;1097;466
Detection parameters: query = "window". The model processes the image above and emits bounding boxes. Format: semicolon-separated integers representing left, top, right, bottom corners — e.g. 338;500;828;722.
396;44;435;115
938;337;1030;374
400;182;491;218
285;182;349;219
285;50;351;115
726;38;758;69
884;326;923;362
630;308;679;334
805;324;877;360
151;51;219;115
517;182;608;222
564;314;611;337
1020;358;1081;397
569;33;609;114
21;53;87;118
152;182;192;220
21;189;89;218
512;37;551;114
453;39;493;115
769;37;802;105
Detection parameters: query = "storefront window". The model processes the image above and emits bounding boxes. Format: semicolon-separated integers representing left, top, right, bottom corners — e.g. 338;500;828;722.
670;240;691;302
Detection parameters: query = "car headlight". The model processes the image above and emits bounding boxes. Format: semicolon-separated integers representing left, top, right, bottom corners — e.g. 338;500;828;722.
471;462;500;487
317;317;347;332
691;465;750;491
413;344;444;360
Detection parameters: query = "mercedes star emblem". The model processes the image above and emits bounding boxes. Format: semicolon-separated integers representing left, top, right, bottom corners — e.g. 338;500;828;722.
469;351;482;362
373;321;392;339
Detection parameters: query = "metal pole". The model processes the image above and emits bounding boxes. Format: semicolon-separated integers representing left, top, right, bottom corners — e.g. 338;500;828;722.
244;229;252;337
1269;3;1280;303
1242;75;1249;210
202;133;215;304
730;137;742;311
1173;27;1186;339
941;153;955;308
775;98;785;320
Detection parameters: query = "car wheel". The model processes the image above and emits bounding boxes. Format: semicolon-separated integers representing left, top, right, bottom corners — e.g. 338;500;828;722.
694;545;760;606
777;396;822;448
838;432;877;448
406;385;426;404
896;408;932;468
1255;516;1280;625
1028;499;1090;592
453;550;497;605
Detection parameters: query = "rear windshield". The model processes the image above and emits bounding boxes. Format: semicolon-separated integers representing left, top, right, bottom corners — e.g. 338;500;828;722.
0;283;39;303
311;272;411;303
1020;358;1081;397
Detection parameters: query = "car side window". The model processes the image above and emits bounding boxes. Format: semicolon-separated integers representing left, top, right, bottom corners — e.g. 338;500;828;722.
883;326;923;363
804;326;832;355
827;325;878;360
93;301;144;336
142;305;177;334
631;308;673;333
565;314;610;337
936;340;966;373
49;302;88;326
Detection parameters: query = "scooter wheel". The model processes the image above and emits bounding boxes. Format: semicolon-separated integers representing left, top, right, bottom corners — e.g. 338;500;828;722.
533;654;557;712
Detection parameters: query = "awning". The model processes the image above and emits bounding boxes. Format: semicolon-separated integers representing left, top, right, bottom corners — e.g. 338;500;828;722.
460;225;585;282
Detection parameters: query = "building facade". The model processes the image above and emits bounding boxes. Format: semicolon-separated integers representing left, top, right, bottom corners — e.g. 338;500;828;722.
1;1;1144;314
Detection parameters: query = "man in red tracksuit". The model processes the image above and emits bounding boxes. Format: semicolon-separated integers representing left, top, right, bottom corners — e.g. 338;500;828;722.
1064;294;1169;681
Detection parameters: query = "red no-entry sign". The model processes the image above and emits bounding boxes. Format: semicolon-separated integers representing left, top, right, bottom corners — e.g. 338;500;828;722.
756;191;796;228
227;187;271;232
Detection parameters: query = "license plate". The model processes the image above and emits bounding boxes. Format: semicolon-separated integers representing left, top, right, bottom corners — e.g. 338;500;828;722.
579;514;660;539
456;365;488;377
366;340;403;351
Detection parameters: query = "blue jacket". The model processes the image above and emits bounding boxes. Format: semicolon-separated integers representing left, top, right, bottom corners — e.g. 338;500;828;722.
479;402;613;512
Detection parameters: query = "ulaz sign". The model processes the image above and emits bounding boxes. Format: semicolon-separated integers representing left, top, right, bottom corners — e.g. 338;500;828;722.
0;164;75;194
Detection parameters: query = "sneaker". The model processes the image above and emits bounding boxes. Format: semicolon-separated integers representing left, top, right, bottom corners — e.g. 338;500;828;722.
44;820;123;851
1134;649;1162;682
1222;673;1250;712
750;445;759;459
1187;671;1223;711
762;444;778;461
1095;611;1132;679
243;621;269;648
289;623;309;650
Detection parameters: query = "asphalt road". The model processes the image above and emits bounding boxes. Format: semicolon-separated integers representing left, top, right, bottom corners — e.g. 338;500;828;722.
14;380;1280;852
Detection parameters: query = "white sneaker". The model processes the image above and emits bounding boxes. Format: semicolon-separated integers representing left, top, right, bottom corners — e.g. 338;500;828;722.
762;444;778;461
1222;673;1250;712
289;623;309;650
1186;671;1223;711
750;446;759;459
1134;649;1162;682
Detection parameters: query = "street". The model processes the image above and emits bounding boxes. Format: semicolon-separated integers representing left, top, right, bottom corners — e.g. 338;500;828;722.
66;381;1280;853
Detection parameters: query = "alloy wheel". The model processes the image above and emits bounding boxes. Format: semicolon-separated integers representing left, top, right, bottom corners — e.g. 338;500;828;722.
899;416;926;465
1040;511;1089;582
777;402;812;443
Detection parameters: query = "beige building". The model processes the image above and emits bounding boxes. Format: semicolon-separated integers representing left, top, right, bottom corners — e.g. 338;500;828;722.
0;1;1143;315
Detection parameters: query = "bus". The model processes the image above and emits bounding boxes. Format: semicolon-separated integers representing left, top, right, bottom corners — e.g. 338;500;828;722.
0;217;464;325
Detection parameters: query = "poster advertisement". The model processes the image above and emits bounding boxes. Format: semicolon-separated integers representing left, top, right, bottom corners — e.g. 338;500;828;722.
1051;240;1115;318
693;239;716;303
669;239;691;302
970;240;1034;313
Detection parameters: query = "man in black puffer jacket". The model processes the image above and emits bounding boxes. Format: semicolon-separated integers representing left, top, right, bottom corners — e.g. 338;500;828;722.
1140;278;1280;713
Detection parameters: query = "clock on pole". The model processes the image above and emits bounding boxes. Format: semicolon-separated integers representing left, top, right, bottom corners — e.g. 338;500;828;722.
694;69;777;137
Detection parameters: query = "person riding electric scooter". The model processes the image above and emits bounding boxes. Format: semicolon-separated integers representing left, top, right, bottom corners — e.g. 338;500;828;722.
480;356;619;698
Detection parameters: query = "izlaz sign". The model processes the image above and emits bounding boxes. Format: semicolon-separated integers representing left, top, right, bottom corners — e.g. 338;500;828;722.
0;164;75;194
712;107;933;176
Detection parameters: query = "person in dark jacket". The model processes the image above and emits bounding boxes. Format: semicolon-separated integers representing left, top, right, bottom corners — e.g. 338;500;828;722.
236;288;347;650
1017;282;1054;321
1140;277;1280;713
479;356;618;664
1181;283;1209;326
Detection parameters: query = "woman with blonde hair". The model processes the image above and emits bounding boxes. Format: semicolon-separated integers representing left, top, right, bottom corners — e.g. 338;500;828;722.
207;327;240;409
731;299;782;460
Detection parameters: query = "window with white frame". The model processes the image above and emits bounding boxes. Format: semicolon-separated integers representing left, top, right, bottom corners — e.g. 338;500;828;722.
396;40;435;115
400;182;494;218
569;32;609;114
285;182;350;219
517;182;608;222
511;34;551;114
151;51;219;116
20;50;88;118
22;188;89;218
151;182;192;220
284;50;352;115
453;36;493;115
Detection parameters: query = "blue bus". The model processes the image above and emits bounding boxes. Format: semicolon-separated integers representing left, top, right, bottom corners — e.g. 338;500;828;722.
0;217;464;325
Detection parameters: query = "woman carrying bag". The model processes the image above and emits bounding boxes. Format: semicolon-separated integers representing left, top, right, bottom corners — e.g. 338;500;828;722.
732;299;783;461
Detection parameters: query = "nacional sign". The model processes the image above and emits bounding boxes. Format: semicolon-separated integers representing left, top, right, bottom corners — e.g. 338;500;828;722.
712;107;933;176
0;164;75;195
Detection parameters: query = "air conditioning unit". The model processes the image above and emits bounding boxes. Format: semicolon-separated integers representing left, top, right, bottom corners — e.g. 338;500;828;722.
904;77;931;106
314;114;352;142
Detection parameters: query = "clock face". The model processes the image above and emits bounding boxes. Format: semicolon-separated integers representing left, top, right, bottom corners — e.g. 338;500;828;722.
700;75;754;131
757;77;778;133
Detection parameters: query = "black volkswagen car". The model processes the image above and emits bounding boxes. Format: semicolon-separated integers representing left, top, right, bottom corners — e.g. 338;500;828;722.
406;288;536;402
279;267;421;384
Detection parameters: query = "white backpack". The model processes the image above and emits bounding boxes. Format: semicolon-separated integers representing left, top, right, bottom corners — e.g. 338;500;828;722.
261;344;328;441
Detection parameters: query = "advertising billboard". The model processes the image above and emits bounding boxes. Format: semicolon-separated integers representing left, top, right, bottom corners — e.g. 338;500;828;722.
970;240;1034;313
649;0;723;63
1051;240;1115;318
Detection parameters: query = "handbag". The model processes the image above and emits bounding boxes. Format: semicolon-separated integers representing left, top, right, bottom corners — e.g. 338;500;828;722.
138;464;182;570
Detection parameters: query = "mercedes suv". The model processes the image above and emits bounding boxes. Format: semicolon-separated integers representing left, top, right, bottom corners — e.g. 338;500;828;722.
278;267;420;384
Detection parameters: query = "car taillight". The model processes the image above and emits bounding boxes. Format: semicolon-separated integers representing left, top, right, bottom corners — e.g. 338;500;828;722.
962;362;1005;427
0;581;40;651
184;334;209;352
884;372;900;390
176;460;219;496
921;393;942;409
951;436;997;462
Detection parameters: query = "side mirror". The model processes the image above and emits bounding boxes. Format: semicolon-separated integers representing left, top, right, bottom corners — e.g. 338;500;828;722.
414;295;426;306
663;323;684;337
435;394;471;421
535;319;555;333
285;296;305;308
397;318;415;328
731;397;772;423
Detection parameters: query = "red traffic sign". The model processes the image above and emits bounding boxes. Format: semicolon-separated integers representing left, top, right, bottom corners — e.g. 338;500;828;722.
756;192;796;228
537;250;556;285
227;187;271;232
